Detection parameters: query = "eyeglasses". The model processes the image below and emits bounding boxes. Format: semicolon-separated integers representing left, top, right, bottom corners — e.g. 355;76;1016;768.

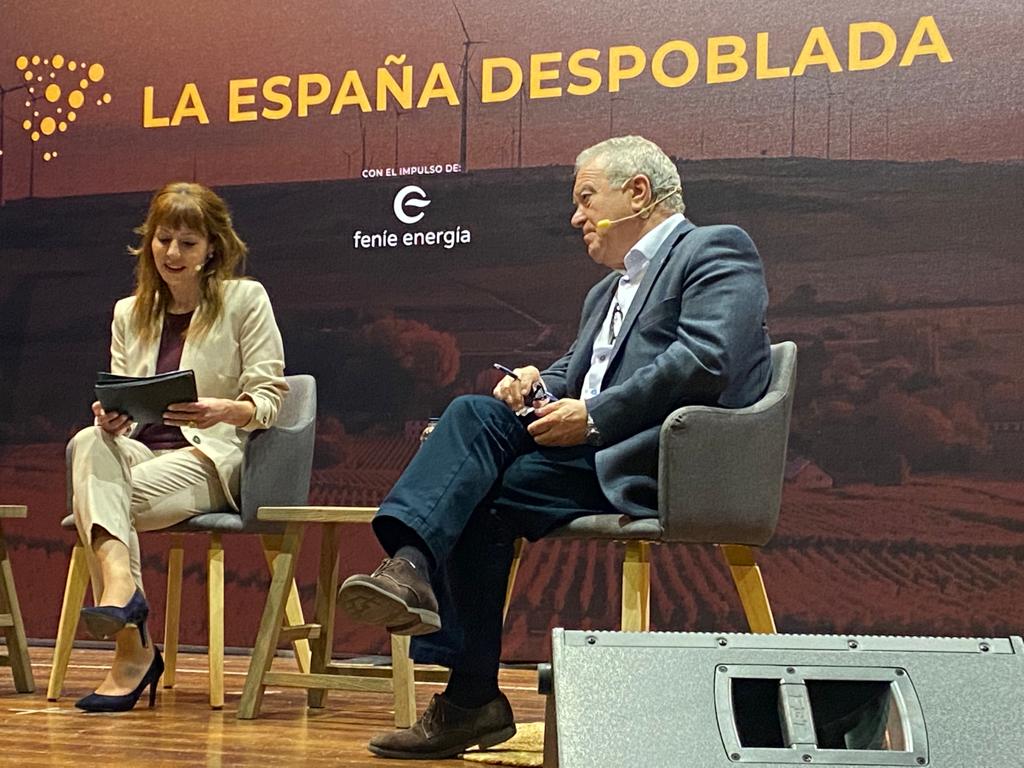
608;301;623;344
526;380;558;403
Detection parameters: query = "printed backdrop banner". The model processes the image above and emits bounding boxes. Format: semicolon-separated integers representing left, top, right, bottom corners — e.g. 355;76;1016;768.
1;0;1022;661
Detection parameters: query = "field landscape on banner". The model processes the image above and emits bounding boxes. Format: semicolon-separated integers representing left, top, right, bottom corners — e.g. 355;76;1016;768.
1;156;1022;659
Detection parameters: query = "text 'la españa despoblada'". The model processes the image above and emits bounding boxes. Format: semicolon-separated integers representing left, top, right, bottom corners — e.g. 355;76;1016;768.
140;16;952;128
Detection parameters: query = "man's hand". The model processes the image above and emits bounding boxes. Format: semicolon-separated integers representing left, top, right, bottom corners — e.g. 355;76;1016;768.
492;365;543;412
164;397;255;429
528;398;589;446
92;400;131;436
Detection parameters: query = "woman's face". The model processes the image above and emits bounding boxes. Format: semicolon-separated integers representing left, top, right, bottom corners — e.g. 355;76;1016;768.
151;223;211;292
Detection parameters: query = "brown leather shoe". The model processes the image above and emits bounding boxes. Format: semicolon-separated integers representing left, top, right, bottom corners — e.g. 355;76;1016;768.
368;692;516;760
337;557;441;635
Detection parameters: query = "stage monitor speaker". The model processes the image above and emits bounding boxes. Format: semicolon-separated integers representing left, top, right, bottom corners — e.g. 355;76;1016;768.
542;629;1024;768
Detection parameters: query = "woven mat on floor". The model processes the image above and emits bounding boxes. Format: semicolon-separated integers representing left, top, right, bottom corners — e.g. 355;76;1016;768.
462;721;544;766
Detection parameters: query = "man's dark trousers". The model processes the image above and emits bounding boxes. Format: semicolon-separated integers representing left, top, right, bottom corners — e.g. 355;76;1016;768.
372;394;614;676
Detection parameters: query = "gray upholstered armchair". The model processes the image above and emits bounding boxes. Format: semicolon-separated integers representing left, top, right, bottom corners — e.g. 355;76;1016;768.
507;341;797;633
47;374;318;707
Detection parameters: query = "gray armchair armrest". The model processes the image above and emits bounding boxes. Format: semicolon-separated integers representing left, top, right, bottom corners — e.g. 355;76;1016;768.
238;374;317;529
658;342;797;546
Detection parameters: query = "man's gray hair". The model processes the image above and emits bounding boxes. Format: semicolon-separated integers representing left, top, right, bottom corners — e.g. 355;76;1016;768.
575;135;685;214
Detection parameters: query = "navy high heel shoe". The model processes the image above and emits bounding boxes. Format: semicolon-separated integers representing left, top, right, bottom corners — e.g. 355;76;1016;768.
75;645;164;712
80;588;150;645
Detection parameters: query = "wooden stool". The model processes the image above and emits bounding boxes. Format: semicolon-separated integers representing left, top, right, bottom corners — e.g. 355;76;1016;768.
0;505;34;693
237;506;447;726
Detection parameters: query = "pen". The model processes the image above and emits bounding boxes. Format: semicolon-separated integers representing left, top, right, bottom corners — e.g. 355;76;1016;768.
492;363;519;380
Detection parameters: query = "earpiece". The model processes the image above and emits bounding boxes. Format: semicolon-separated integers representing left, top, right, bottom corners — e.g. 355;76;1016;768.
596;187;682;234
195;252;213;272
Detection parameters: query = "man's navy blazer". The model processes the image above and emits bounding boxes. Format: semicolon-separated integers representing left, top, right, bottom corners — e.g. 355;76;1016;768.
541;218;772;517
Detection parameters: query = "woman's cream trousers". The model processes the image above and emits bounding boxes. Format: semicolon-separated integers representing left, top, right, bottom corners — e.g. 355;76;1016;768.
68;426;237;597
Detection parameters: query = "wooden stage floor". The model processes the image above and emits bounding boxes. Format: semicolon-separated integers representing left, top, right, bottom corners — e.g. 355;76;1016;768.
0;647;546;767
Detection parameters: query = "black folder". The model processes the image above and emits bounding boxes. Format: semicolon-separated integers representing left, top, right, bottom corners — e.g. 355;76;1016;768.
94;370;198;425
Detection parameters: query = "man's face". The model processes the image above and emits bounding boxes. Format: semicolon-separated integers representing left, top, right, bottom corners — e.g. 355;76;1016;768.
570;161;636;270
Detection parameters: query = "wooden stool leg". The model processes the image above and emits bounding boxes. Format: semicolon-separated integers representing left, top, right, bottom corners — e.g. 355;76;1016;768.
163;534;184;688
207;533;225;709
0;521;34;692
238;523;304;720
391;634;416;728
284;582;311;673
621;541;650;632
308;523;339;709
262;535;311;675
720;544;776;634
47;542;89;700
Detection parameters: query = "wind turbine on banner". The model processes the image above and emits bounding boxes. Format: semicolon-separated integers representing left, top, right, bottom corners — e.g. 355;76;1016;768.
0;81;29;205
516;89;525;167
452;1;486;170
394;105;407;167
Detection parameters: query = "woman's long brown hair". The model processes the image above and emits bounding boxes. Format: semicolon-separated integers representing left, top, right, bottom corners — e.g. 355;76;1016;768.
129;182;248;342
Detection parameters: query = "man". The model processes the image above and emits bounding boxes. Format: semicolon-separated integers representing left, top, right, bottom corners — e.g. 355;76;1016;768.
338;135;772;759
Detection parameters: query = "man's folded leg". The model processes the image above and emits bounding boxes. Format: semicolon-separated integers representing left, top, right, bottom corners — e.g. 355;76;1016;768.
340;394;613;758
360;446;612;759
366;509;519;759
338;395;529;635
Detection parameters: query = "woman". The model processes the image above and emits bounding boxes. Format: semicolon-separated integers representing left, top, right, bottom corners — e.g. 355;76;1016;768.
68;182;288;712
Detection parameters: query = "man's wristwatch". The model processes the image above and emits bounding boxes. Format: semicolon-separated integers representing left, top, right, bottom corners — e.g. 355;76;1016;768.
585;414;603;446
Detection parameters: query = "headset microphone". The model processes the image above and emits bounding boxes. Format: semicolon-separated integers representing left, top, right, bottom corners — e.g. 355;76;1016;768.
596;186;682;234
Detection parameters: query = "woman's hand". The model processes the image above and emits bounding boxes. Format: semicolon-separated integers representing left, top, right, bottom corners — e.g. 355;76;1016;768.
92;400;131;436
163;397;255;429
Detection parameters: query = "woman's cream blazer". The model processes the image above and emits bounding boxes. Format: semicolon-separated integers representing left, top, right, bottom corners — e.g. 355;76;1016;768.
109;279;288;509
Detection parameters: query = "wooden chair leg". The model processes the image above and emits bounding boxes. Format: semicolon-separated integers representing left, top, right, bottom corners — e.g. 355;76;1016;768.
163;533;184;688
720;544;776;634
261;535;311;675
621;541;651;632
502;538;523;624
0;521;34;693
47;542;89;700
307;523;339;709
207;533;225;709
238;522;304;720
